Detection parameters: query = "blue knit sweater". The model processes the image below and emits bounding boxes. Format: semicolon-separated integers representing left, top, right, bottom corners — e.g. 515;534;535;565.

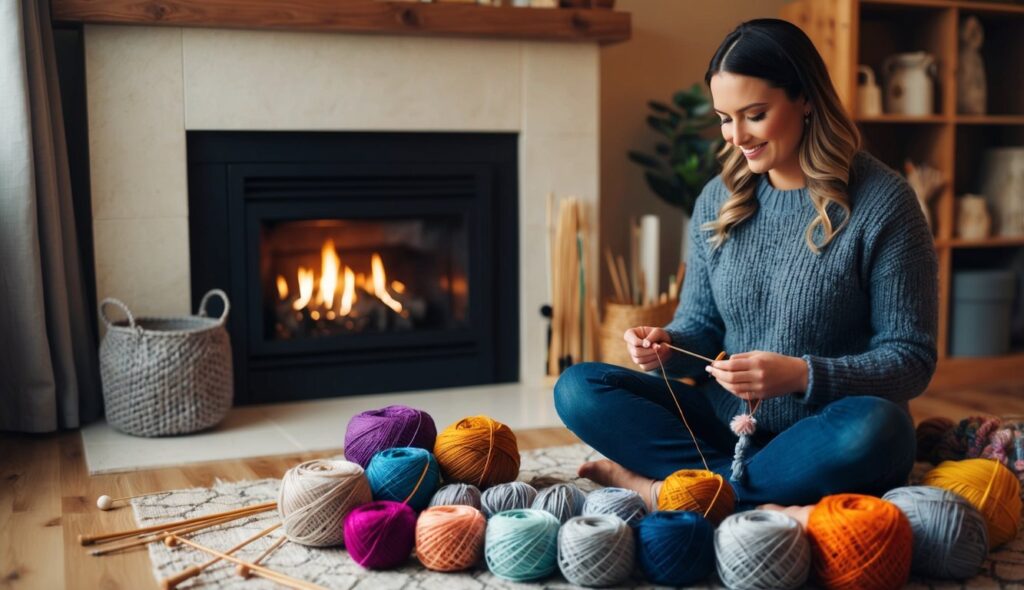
663;152;938;435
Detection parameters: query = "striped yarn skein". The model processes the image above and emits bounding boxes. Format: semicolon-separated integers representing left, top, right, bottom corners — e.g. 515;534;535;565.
365;447;440;511
582;487;647;526
635;510;716;586
277;459;372;547
481;481;537;517
428;483;482;510
344;500;417;569
557;515;634;587
715;510;810;590
434;416;520;488
485;509;560;582
807;494;912;590
415;505;486;572
922;458;1021;548
531;482;587;524
883;485;989;578
344;405;437;468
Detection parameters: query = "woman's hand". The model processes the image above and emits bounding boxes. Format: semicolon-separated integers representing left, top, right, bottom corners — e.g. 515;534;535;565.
623;326;672;372
705;351;809;401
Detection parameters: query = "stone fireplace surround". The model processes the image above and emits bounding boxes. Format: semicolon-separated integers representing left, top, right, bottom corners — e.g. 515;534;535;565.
84;25;599;390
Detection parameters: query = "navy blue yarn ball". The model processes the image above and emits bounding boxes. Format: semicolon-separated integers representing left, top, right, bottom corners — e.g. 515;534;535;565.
635;510;715;586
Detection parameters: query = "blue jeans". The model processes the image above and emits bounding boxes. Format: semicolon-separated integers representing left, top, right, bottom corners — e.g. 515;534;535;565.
554;362;916;508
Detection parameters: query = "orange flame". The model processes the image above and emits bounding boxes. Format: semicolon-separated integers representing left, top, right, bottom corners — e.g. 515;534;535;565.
339;266;355;316
293;267;314;310
371;253;403;313
319;239;340;309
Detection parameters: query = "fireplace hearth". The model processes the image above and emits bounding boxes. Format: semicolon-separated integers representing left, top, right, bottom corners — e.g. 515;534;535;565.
188;132;518;404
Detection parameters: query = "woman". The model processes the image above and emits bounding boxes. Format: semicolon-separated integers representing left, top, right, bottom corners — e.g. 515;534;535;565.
554;18;937;515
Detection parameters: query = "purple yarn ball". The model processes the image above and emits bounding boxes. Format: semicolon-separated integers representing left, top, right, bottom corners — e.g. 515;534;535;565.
345;405;437;468
344;500;417;569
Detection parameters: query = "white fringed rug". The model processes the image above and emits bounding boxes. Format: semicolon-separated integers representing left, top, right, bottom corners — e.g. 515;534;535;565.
133;444;1024;589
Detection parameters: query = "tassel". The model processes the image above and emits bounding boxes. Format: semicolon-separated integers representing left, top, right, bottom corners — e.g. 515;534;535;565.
729;413;757;483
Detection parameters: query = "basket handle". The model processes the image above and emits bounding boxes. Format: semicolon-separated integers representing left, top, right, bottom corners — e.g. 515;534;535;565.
99;298;139;331
198;289;230;324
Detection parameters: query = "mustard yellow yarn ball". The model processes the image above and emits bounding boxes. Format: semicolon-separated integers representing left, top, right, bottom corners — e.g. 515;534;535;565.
657;469;735;525
922;458;1021;548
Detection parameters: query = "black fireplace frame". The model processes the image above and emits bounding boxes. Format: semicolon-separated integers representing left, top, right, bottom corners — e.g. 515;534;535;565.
188;132;519;405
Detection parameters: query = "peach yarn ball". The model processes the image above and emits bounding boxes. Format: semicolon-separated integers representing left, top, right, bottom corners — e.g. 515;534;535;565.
415;505;487;572
807;494;912;590
922;458;1022;548
434;416;520;488
657;469;735;524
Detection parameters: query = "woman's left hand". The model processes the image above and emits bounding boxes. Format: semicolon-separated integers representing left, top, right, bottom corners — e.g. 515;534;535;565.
705;351;809;401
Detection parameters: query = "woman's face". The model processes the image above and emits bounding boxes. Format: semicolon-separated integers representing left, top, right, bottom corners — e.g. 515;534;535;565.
710;72;808;180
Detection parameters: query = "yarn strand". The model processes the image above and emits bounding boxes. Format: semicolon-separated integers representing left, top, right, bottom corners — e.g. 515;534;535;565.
654;349;710;472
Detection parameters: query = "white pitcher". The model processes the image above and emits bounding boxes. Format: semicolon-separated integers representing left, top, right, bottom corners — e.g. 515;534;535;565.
882;52;937;116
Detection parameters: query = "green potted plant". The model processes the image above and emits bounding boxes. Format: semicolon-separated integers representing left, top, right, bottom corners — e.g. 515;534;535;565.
627;84;723;217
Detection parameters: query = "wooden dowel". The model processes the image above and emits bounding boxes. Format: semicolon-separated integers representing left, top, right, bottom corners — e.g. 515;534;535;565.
160;523;280;590
615;254;631;305
167;534;324;590
90;507;272;555
605;248;625;304
80;501;276;545
237;535;287;579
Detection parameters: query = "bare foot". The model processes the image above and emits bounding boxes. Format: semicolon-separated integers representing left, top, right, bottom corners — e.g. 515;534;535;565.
579;459;661;511
758;503;814;529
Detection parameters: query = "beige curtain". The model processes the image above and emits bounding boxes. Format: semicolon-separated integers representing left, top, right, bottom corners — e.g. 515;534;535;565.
0;0;100;432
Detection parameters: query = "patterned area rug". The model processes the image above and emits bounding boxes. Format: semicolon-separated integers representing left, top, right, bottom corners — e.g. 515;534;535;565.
133;444;1024;589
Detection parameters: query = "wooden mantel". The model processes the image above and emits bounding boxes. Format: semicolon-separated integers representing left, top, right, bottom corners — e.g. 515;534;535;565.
50;0;632;44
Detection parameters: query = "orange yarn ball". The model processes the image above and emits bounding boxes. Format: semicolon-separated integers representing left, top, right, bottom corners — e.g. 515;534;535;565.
657;469;734;524
434;416;520;488
415;505;487;572
807;494;912;590
922;458;1022;548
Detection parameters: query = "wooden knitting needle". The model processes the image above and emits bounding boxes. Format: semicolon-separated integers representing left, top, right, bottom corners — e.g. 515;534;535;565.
166;534;324;590
90;508;271;555
237;535;287;579
160;523;281;590
79;501;276;545
97;492;162;510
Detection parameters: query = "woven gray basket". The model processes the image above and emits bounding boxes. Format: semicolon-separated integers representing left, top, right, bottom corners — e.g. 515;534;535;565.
98;289;233;437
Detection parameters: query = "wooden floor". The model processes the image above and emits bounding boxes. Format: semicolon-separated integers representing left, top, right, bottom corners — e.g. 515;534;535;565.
3;381;1023;590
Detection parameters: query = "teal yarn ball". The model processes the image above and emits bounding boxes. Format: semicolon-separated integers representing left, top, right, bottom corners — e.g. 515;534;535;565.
485;509;561;582
582;486;647;526
557;514;635;587
532;482;587;524
365;447;440;511
636;511;715;586
715;510;810;590
882;485;989;579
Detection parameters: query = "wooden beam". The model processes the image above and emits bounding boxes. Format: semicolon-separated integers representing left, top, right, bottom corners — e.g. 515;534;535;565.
50;0;631;44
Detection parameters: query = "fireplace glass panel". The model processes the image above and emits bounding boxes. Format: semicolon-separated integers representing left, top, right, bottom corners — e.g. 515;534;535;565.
260;217;469;341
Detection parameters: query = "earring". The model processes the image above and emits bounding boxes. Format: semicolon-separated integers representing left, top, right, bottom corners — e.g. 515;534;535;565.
804;112;811;125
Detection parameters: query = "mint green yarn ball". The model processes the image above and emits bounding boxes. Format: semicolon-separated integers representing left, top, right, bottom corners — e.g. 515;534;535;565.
485;509;561;582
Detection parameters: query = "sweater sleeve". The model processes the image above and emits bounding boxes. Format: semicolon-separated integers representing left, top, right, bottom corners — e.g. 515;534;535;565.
797;185;938;406
661;181;727;378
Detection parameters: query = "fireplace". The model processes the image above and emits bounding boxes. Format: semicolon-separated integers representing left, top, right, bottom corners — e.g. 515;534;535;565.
188;132;519;404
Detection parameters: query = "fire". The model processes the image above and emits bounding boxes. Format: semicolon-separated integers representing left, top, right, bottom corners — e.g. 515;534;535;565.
339;266;355;316
372;253;403;314
286;242;403;316
276;275;289;301
319;240;340;309
293;267;315;310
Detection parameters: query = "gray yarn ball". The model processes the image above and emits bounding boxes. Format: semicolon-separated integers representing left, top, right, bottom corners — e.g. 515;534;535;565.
714;510;810;590
882;485;989;579
558;515;635;587
428;483;482;510
532;483;587;524
481;481;538;518
582;487;647;526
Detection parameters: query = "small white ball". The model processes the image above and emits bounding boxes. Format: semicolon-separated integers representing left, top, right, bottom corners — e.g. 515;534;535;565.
97;495;113;510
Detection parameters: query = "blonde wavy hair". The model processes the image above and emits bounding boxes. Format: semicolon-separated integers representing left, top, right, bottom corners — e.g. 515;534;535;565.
701;19;861;253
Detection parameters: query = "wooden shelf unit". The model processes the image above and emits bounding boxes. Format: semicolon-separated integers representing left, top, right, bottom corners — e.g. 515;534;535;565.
50;0;631;44
782;0;1024;388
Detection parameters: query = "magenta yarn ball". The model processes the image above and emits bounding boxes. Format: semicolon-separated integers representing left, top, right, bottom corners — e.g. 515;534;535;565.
343;500;417;569
345;405;438;468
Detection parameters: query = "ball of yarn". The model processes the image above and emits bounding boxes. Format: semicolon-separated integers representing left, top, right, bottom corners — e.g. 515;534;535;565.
583;486;647;526
882;485;989;578
715;510;811;590
807;494;912;590
343;500;417;569
922;458;1022;548
277;459;372;547
557;514;635;587
480;481;537;517
365;447;440;511
531;483;587;524
635;510;715;586
415;505;486;572
344;405;437;468
485;509;560;582
428;483;482;510
434;415;520;488
658;469;735;524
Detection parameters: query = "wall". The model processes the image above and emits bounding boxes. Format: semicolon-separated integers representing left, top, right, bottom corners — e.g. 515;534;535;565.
600;0;790;301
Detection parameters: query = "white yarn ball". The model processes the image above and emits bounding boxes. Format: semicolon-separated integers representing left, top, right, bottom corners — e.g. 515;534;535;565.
715;510;810;590
558;515;635;587
278;459;372;547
